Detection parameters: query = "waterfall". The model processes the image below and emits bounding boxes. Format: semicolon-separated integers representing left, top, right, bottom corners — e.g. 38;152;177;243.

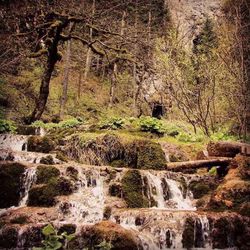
19;168;37;207
142;171;195;210
0;134;28;152
57;166;105;224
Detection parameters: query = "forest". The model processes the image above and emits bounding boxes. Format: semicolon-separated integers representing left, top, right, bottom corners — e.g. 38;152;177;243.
0;0;249;249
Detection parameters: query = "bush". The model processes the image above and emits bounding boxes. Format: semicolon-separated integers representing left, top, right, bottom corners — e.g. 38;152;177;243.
33;224;75;250
31;118;83;130
176;131;204;142
99;117;125;130
139;116;166;134
0;119;16;134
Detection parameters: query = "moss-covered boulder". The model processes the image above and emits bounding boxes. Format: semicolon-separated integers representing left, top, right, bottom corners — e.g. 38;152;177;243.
36;165;60;184
182;217;195;249
0;226;18;249
27;136;55;153
28;184;57;207
69;221;140;250
189;181;210;199
121;170;149;208
135;140;166;170
40;155;55;165
28;176;73;207
0;162;26;208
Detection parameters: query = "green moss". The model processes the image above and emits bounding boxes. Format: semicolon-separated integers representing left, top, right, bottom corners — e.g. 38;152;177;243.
27;136;55;153
103;206;112;220
56;151;68;162
66;166;78;181
40;155;55;165
0;162;26;208
10;215;28;224
136;140;166;170
110;160;127;168
109;183;122;197
28;184;57;207
189;181;210;199
182;217;195;249
36;165;60;184
50;177;73;196
121;170;149;208
28;176;73;207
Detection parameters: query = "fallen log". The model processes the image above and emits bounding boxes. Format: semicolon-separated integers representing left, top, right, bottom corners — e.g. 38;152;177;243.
207;141;250;157
166;158;232;172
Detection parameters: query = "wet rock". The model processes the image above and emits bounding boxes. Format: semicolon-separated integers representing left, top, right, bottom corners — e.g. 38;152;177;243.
70;221;140;250
58;224;76;235
40;155;55;165
182;217;195;249
0;162;26;208
0;226;18;249
66;166;78;180
27;136;55;153
161;178;172;200
103;206;112;220
121;170;150;208
36;165;60;184
109;183;122;198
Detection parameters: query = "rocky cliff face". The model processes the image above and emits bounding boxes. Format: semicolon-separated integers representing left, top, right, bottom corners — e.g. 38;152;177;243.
168;0;222;48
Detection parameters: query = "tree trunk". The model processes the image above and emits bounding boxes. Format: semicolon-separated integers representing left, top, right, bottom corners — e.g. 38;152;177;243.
77;69;82;100
59;39;72;118
109;63;117;107
29;54;57;123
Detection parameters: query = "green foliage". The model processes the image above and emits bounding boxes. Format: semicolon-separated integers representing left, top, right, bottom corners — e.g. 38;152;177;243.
33;224;75;250
210;130;237;141
36;166;60;184
189;181;210;199
0;119;16;133
99;117;125;130
209;167;217;176
176;131;204;142
95;240;113;250
139;116;166;134
31;118;83;130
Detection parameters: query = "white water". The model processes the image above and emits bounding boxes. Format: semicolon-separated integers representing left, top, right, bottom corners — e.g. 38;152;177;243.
19;167;37;207
142;171;195;210
0;134;28;152
57;166;105;224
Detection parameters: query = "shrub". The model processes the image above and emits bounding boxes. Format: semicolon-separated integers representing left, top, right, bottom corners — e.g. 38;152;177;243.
99;117;125;130
36;166;60;184
0;119;16;134
31;118;83;130
139;116;166;134
33;224;75;250
176;131;204;142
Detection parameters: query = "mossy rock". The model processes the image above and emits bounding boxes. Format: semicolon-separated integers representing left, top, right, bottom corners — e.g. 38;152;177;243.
135;140;166;170
69;221;139;250
28;176;73;207
182;217;195;249
109;183;122;197
36;165;60;184
52;177;73;196
0;226;18;249
103;206;112;220
189;181;210;199
110;160;127;168
28;184;57;207
10;215;28;224
121;170;149;208
27;136;55;153
40;155;55;165
0;162;26;208
66;166;78;180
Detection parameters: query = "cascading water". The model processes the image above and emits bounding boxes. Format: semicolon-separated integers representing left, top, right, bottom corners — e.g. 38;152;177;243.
57;166;105;224
0;134;28;152
19;167;37;207
142;170;195;210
